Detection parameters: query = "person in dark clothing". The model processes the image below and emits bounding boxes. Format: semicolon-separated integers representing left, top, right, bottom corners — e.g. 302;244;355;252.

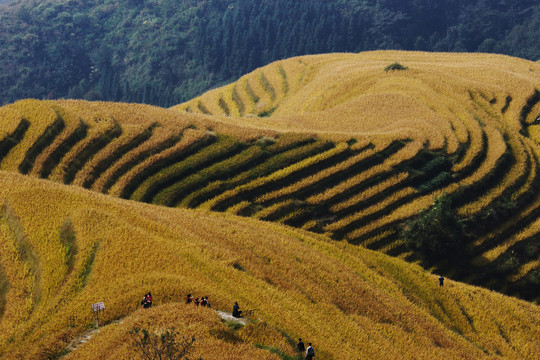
305;343;315;360
145;292;153;308
232;302;242;318
297;338;305;353
439;275;444;286
141;294;148;308
185;294;192;304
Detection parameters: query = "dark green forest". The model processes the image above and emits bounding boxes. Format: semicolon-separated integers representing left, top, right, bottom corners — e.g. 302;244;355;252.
1;0;539;107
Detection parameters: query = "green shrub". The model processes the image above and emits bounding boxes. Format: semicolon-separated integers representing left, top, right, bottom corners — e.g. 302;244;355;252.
59;218;77;272
401;193;468;262
257;107;276;117
129;327;196;360
384;62;408;72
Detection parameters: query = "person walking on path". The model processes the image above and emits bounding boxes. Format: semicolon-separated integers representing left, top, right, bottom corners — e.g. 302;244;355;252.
232;302;242;318
439;275;444;286
305;343;315;360
297;338;305;353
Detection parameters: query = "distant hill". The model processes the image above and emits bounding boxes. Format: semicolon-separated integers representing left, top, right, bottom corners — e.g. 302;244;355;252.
0;0;539;106
0;171;538;359
0;51;539;303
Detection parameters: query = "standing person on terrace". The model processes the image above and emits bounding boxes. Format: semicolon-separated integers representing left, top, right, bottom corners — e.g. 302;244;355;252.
297;338;305;353
305;343;315;360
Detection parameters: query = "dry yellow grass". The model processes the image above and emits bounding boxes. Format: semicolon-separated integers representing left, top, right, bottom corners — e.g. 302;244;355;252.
0;50;539;316
0;215;35;336
480;217;540;263
65;304;283;360
510;138;538;201
329;172;410;213
342;190;453;242
55;99;270;142
199;143;349;211
252;199;294;220
28;103;86;179
47;114;118;184
0;172;538;359
173;51;540;144
510;259;540;282
254;142;358;203
0;104;25;139
324;187;417;233
71;124;152;187
91;127;179;193
56;100;192;129
172;52;540;250
171;53;540;266
107;128;210;198
530;125;540;143
305;140;421;205
0;100;59;170
458;125;508;216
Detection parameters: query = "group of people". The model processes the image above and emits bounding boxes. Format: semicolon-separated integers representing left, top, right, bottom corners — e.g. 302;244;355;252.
141;293;316;358
140;292;153;308
297;339;316;359
185;294;211;307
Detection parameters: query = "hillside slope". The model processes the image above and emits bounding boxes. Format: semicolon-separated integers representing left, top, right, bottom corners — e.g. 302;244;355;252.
0;171;538;359
1;51;540;302
176;51;540;301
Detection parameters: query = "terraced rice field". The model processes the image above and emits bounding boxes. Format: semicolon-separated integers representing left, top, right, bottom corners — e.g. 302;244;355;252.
1;51;540;302
0;172;538;359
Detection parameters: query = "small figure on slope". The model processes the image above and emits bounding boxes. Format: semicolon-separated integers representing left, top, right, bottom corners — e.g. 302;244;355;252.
297;338;305;353
305;343;315;360
141;294;147;309
232;302;242;318
141;292;152;309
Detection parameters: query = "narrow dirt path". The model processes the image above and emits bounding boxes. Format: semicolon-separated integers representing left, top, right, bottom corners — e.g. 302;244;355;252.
63;308;249;357
216;310;251;325
64;328;100;353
